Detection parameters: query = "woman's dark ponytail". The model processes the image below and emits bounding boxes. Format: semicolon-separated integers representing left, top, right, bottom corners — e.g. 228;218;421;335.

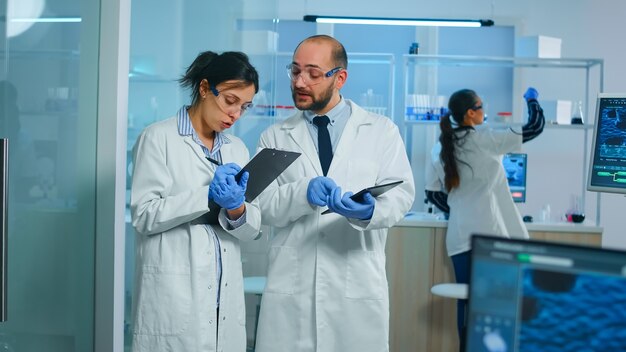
179;51;218;106
439;113;459;191
179;51;259;106
439;89;479;192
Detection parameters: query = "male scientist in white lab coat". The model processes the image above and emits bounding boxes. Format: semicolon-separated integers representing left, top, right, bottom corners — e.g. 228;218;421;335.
254;35;415;352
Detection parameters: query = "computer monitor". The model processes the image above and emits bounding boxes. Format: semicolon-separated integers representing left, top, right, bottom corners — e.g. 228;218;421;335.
587;93;626;194
465;235;626;352
503;153;527;203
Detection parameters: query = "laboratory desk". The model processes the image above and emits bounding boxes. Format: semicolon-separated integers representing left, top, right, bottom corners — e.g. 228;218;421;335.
385;213;602;352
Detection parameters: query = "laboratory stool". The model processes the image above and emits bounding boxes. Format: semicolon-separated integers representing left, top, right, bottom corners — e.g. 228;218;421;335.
430;283;468;300
431;283;469;352
243;276;266;351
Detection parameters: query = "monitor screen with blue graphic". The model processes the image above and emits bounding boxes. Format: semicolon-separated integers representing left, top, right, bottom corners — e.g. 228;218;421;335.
503;153;527;203
466;235;626;352
588;93;626;194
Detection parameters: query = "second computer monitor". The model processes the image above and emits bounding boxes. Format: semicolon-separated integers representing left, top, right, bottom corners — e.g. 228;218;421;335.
587;93;626;194
503;153;527;203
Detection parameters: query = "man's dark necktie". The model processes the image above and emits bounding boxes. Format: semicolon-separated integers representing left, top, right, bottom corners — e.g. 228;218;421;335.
313;115;333;176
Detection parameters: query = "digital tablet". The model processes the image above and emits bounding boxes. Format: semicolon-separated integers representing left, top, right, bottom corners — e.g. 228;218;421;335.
322;180;404;215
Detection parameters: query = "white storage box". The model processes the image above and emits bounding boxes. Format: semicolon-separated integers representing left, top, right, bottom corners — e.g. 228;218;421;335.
539;100;572;124
515;35;562;59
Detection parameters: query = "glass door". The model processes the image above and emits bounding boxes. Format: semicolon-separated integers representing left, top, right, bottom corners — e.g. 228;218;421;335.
0;0;99;350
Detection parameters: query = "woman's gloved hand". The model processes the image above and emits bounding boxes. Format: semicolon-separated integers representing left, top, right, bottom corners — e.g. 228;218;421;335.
209;163;248;210
524;87;539;101
307;176;337;207
327;187;375;220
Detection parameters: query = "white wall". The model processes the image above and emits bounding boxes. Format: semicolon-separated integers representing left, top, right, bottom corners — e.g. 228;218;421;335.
277;0;626;249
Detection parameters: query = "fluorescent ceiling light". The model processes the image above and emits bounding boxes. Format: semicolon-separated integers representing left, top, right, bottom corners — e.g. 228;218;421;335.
303;15;494;28
10;17;82;23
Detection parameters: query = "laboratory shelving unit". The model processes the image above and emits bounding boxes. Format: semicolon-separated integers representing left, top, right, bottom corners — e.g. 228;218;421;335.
402;54;604;225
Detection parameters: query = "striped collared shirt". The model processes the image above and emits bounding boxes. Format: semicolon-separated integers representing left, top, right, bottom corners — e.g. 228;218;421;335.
177;105;231;161
177;106;244;308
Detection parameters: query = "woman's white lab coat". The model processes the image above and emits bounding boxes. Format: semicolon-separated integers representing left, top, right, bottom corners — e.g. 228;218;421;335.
130;117;261;352
254;100;415;352
425;126;529;256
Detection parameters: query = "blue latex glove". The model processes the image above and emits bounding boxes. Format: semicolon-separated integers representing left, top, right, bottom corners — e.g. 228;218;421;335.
327;187;375;220
524;87;539;101
307;176;337;207
209;163;248;210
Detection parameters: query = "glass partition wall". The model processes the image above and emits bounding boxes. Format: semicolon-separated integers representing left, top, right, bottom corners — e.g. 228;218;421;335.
0;0;102;350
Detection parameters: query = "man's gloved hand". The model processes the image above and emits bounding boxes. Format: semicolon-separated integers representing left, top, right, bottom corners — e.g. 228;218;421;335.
209;163;248;210
524;87;539;101
307;176;337;207
327;187;375;220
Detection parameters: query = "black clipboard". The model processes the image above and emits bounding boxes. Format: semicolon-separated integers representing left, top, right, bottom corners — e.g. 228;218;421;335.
321;180;404;215
201;148;301;224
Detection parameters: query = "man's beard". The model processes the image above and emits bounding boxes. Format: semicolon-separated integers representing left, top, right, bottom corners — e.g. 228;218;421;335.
291;83;334;112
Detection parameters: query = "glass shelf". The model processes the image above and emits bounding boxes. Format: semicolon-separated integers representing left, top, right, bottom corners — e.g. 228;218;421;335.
128;76;176;83
542;122;594;130
403;54;604;69
482;122;593;130
275;51;395;64
404;119;594;130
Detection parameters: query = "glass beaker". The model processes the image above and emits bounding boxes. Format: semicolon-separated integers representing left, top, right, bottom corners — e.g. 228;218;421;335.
571;100;584;124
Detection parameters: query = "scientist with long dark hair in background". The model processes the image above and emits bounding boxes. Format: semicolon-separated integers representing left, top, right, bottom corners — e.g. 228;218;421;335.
425;87;545;350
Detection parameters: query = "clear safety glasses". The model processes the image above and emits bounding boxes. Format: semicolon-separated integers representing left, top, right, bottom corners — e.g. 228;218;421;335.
286;63;342;85
210;86;253;116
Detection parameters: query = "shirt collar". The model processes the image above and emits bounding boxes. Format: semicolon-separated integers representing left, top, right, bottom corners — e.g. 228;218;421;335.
303;97;348;125
176;105;231;144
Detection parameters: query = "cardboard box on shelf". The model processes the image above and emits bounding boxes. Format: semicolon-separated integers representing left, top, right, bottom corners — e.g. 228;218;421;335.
515;35;562;59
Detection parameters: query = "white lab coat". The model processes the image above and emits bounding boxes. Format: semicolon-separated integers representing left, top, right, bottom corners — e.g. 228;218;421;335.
425;125;529;256
254;100;415;352
130;117;261;352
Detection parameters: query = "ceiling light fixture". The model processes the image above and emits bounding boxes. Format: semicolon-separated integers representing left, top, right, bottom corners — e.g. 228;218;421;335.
303;15;494;28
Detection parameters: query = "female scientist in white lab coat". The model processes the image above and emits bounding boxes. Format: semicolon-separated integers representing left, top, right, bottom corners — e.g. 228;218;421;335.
425;88;545;349
130;51;261;352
